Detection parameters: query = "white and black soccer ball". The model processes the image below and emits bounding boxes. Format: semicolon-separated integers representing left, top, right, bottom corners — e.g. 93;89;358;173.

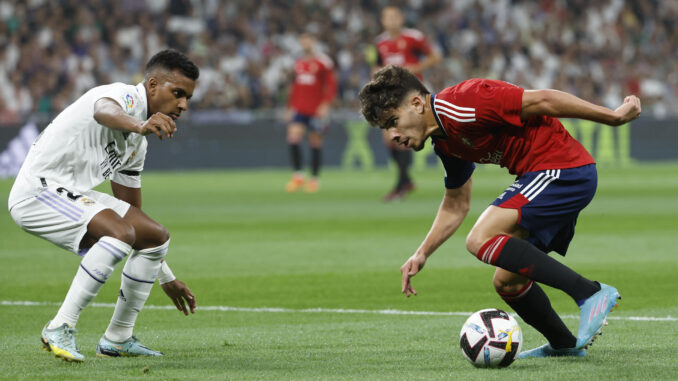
459;308;522;368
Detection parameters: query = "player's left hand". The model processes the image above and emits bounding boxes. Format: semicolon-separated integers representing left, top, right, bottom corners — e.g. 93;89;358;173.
400;253;427;297
161;279;196;315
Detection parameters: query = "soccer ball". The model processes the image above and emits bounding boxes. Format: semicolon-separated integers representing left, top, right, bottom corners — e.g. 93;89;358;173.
459;308;522;368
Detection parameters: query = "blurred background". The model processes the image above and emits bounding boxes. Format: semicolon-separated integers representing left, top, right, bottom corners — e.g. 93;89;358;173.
0;0;676;174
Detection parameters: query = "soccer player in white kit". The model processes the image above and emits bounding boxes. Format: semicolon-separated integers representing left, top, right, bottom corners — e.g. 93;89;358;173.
8;49;199;362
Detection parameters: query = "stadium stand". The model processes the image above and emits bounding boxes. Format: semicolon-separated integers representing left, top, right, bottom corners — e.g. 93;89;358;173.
0;0;676;123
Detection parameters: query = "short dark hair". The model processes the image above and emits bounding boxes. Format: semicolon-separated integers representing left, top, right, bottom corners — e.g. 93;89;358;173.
145;49;200;81
359;65;429;128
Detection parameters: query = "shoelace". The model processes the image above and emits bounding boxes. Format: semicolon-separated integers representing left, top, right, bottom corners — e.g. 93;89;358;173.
56;327;79;351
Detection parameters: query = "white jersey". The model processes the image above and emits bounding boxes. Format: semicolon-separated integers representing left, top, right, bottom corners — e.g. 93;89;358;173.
8;82;149;208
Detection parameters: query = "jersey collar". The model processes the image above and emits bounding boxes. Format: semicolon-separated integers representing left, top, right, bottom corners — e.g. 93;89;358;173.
136;82;149;118
430;93;448;138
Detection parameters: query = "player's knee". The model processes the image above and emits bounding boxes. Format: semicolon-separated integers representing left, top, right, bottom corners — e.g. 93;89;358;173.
153;224;170;246
107;223;136;246
465;231;486;256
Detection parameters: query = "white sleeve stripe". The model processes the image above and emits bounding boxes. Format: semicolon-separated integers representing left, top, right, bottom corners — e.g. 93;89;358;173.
434;98;476;112
435;110;476;123
434;104;475;118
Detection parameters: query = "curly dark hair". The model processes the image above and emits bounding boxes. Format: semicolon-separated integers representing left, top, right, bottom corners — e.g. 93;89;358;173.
145;49;200;81
359;65;429;128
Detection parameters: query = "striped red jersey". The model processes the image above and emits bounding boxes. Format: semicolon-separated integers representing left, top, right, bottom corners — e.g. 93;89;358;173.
375;28;433;79
431;79;595;176
288;53;337;116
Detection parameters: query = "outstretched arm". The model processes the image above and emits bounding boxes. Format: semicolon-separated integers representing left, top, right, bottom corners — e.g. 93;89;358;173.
401;178;472;296
520;90;641;126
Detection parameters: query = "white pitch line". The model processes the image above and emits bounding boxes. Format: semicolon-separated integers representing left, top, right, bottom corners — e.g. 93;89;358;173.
2;300;676;322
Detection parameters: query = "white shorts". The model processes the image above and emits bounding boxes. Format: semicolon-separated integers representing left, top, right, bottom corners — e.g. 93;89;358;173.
8;184;131;255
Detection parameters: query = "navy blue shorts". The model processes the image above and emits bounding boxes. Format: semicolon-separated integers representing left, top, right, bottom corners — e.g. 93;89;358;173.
491;164;597;256
291;112;329;134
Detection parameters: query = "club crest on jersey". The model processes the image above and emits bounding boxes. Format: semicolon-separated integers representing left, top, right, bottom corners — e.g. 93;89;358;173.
124;94;134;110
80;197;96;206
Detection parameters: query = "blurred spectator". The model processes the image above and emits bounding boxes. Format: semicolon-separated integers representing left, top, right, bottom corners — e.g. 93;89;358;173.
0;0;676;121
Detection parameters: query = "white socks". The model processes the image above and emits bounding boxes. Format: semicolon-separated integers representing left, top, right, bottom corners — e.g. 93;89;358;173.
104;239;169;342
48;237;132;329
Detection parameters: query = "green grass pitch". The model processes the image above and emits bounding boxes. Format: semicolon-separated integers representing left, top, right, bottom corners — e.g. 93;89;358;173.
1;164;677;380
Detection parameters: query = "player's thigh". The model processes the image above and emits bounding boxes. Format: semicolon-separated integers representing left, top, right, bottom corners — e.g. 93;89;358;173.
287;123;306;143
80;190;135;248
9;186;129;255
466;205;528;255
121;206;169;250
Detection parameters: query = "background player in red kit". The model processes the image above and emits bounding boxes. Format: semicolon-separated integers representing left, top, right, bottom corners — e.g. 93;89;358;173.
285;33;337;193
359;66;642;358
373;6;441;201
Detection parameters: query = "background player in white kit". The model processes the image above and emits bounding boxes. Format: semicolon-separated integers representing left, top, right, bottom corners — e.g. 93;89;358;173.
8;49;199;362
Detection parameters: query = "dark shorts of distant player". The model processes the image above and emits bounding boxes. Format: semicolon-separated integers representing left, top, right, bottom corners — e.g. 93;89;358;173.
491;164;597;256
291;112;329;134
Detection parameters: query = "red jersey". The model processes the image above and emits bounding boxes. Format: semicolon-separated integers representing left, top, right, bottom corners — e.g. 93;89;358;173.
375;28;433;79
288;53;337;116
431;79;595;177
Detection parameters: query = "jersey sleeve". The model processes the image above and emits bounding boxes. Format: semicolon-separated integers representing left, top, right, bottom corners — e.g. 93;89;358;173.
472;80;524;128
111;138;147;188
97;84;143;116
434;144;475;189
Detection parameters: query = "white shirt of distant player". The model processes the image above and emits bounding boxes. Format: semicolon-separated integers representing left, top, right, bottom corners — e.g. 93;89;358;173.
8;82;149;207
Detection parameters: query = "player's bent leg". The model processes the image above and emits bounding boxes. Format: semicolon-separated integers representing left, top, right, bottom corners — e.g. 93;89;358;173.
494;269;581;357
47;234;133;333
104;206;169;348
466;205;525;256
121;206;169;250
469;206;600;303
103;239;168;344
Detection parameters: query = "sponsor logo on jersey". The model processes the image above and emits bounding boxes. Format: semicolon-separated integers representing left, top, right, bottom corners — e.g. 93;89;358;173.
124;94;134;110
100;141;122;179
478;151;504;164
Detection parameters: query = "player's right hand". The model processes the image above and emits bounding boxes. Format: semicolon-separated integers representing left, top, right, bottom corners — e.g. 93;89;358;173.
613;95;641;125
401;253;427;297
140;112;177;139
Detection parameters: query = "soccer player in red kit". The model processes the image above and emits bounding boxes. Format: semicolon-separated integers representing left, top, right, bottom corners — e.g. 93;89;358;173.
285;33;337;193
359;66;642;358
374;6;441;201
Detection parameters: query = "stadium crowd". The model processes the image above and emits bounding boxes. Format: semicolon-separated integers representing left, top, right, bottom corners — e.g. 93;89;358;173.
0;0;676;123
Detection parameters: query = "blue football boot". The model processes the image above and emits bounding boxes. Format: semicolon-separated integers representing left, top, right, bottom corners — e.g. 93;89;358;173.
576;283;621;349
517;343;586;359
95;335;163;357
